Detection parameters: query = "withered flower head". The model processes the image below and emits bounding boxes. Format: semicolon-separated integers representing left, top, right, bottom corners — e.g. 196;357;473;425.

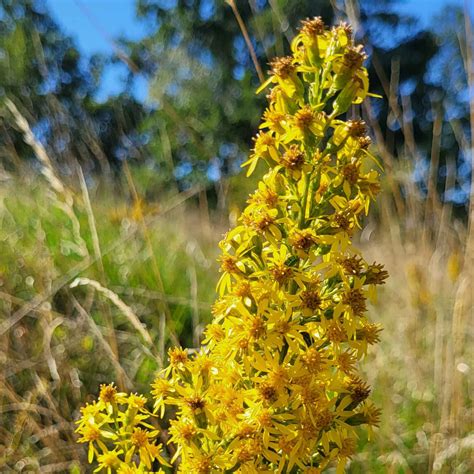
270;56;295;78
347;119;367;137
185;395;206;412
270;263;293;285
337;21;353;38
99;383;117;404
299;17;325;37
282;145;305;170
300;288;322;310
357;323;383;345
346;376;371;404
364;403;382;427
259;380;277;402
342;163;360;185
291;228;316;251
365;262;389;285
334;212;352;232
339;255;363;275
358;135;372;149
294;105;317;130
339;437;357;458
342;45;368;71
343;288;367;317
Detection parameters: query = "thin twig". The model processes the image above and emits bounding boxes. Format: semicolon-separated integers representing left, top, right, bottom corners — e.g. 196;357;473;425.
226;0;265;83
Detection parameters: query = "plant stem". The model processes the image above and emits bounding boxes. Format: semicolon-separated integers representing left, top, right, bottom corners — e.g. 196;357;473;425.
299;171;311;229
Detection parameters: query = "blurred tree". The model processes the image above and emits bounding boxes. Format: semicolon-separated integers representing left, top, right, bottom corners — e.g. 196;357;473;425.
119;1;339;193
0;0;468;209
126;0;444;192
417;5;471;208
0;0;147;174
358;1;470;214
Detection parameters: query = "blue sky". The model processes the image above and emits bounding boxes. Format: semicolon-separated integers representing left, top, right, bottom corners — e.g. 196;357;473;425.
47;0;471;102
48;0;149;101
397;0;470;22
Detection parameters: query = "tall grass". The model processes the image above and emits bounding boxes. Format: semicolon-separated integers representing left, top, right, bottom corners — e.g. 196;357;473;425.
0;148;219;470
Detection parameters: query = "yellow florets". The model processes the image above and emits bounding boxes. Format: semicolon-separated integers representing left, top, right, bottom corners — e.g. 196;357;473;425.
168;346;188;366
99;383;117;404
130;428;149;448
77;17;386;474
78;424;101;443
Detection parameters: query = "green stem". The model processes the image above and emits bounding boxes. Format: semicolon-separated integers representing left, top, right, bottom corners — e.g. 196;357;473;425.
299;171;311;229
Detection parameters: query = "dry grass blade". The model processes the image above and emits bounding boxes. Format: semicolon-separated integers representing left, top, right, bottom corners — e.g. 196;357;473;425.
77;166;103;273
70;277;154;348
4;98;87;257
226;0;265;83
4;98;66;197
40;316;64;382
0;257;92;337
71;296;133;388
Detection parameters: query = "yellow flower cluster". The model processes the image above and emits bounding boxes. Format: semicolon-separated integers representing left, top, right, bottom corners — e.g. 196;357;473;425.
76;384;169;473
76;17;387;473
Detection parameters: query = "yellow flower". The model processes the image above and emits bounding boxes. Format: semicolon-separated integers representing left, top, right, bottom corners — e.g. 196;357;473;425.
95;449;122;473
78;16;386;473
283;106;327;143
99;383;118;404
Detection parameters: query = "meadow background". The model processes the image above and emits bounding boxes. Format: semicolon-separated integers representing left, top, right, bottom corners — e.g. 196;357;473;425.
0;0;472;472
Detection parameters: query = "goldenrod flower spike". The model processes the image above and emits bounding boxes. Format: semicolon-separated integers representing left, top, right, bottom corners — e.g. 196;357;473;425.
77;17;387;473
